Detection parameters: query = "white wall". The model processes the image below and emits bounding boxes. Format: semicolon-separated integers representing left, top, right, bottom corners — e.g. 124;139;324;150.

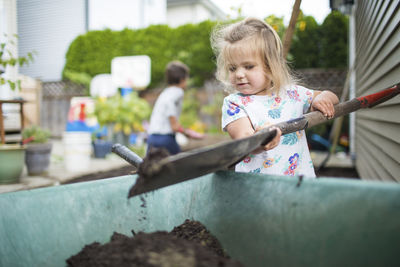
89;0;166;30
17;0;86;81
167;3;210;27
16;0;166;82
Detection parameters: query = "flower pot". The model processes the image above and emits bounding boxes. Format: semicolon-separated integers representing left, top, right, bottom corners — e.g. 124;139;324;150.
92;140;112;158
0;144;26;184
25;143;52;175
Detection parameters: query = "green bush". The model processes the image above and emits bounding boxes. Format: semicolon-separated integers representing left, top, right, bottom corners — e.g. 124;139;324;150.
289;11;348;69
63;22;217;89
22;126;51;144
320;11;349;68
180;89;201;128
94;92;151;135
290;14;321;68
63;13;348;90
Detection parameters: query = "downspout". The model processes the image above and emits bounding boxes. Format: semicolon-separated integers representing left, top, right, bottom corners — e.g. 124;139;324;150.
349;3;356;163
85;0;89;32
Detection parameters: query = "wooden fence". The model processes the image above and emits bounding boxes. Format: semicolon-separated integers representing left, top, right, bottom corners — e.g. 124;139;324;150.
41;82;86;137
40;69;347;137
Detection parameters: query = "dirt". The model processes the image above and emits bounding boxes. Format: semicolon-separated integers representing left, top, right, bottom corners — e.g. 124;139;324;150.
66;219;243;267
128;147;171;197
63;149;358;267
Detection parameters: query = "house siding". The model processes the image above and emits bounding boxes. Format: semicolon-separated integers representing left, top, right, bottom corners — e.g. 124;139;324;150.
17;0;86;81
354;1;400;182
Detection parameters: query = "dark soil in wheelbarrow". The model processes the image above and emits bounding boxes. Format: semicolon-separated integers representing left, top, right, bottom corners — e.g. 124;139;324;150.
67;219;243;267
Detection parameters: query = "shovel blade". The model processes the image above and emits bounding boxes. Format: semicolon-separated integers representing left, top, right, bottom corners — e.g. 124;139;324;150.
129;129;277;197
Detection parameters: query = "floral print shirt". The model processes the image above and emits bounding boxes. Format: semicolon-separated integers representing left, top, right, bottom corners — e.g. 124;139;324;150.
221;85;316;177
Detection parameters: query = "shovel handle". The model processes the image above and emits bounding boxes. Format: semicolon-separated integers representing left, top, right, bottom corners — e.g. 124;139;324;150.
357;82;400;108
270;82;400;134
112;143;143;168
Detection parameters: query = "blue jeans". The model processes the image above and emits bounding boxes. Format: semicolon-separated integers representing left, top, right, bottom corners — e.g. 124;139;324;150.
147;134;180;155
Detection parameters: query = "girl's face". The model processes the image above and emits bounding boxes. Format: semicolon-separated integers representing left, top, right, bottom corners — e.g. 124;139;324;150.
227;46;271;96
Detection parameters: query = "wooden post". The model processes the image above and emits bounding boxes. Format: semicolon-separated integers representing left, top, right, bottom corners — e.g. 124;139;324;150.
282;0;302;58
0;100;27;144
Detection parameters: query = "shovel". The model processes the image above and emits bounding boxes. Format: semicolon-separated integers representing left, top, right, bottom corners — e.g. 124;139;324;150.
113;83;400;197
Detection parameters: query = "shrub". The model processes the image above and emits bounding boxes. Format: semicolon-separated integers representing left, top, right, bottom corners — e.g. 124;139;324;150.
290;14;321;68
94;92;151;135
320;11;349;68
63;22;217;89
22;126;51;144
63;14;348;90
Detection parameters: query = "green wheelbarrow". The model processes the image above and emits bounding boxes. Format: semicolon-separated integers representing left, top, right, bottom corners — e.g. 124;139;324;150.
0;171;399;267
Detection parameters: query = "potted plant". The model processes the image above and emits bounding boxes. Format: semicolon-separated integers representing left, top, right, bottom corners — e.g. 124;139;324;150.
93;92;151;146
91;128;113;158
0;144;26;184
22;126;52;175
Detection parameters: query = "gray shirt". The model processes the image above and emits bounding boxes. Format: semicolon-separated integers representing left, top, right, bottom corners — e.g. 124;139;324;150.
148;86;184;134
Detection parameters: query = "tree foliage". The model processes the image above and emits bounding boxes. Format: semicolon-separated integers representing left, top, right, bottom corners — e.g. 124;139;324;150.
1;34;35;90
319;11;349;68
64;22;217;88
289;13;321;68
290;10;348;69
63;11;348;90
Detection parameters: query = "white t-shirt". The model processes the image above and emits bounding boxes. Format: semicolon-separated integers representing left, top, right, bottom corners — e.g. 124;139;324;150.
148;86;184;135
221;85;316;177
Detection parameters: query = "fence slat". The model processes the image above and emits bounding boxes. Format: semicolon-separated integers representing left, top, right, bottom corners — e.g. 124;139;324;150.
41;82;86;137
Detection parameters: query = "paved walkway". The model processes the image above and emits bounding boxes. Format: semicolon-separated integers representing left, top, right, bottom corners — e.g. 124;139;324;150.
0;138;354;194
0;140;130;194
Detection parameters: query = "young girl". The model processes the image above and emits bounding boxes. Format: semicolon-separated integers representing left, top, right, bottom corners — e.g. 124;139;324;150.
211;17;339;177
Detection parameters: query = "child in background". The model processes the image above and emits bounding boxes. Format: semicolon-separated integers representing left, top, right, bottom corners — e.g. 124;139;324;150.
211;17;338;177
147;61;203;155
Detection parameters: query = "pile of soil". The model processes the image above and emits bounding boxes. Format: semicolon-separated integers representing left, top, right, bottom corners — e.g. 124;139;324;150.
67;219;243;267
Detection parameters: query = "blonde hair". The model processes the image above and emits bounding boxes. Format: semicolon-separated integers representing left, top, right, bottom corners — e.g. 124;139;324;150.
211;17;294;94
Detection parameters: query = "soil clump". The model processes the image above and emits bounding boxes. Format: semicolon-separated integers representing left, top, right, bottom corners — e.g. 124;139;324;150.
128;147;170;197
67;219;243;267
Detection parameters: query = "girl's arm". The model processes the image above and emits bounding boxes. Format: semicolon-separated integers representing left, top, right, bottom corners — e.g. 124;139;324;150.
225;117;282;152
311;90;339;119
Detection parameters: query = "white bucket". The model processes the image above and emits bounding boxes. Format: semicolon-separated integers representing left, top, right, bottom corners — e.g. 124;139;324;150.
63;132;92;172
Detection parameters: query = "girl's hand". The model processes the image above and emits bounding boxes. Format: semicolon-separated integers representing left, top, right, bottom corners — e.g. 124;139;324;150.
311;90;339;119
225;118;281;153
256;126;282;151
